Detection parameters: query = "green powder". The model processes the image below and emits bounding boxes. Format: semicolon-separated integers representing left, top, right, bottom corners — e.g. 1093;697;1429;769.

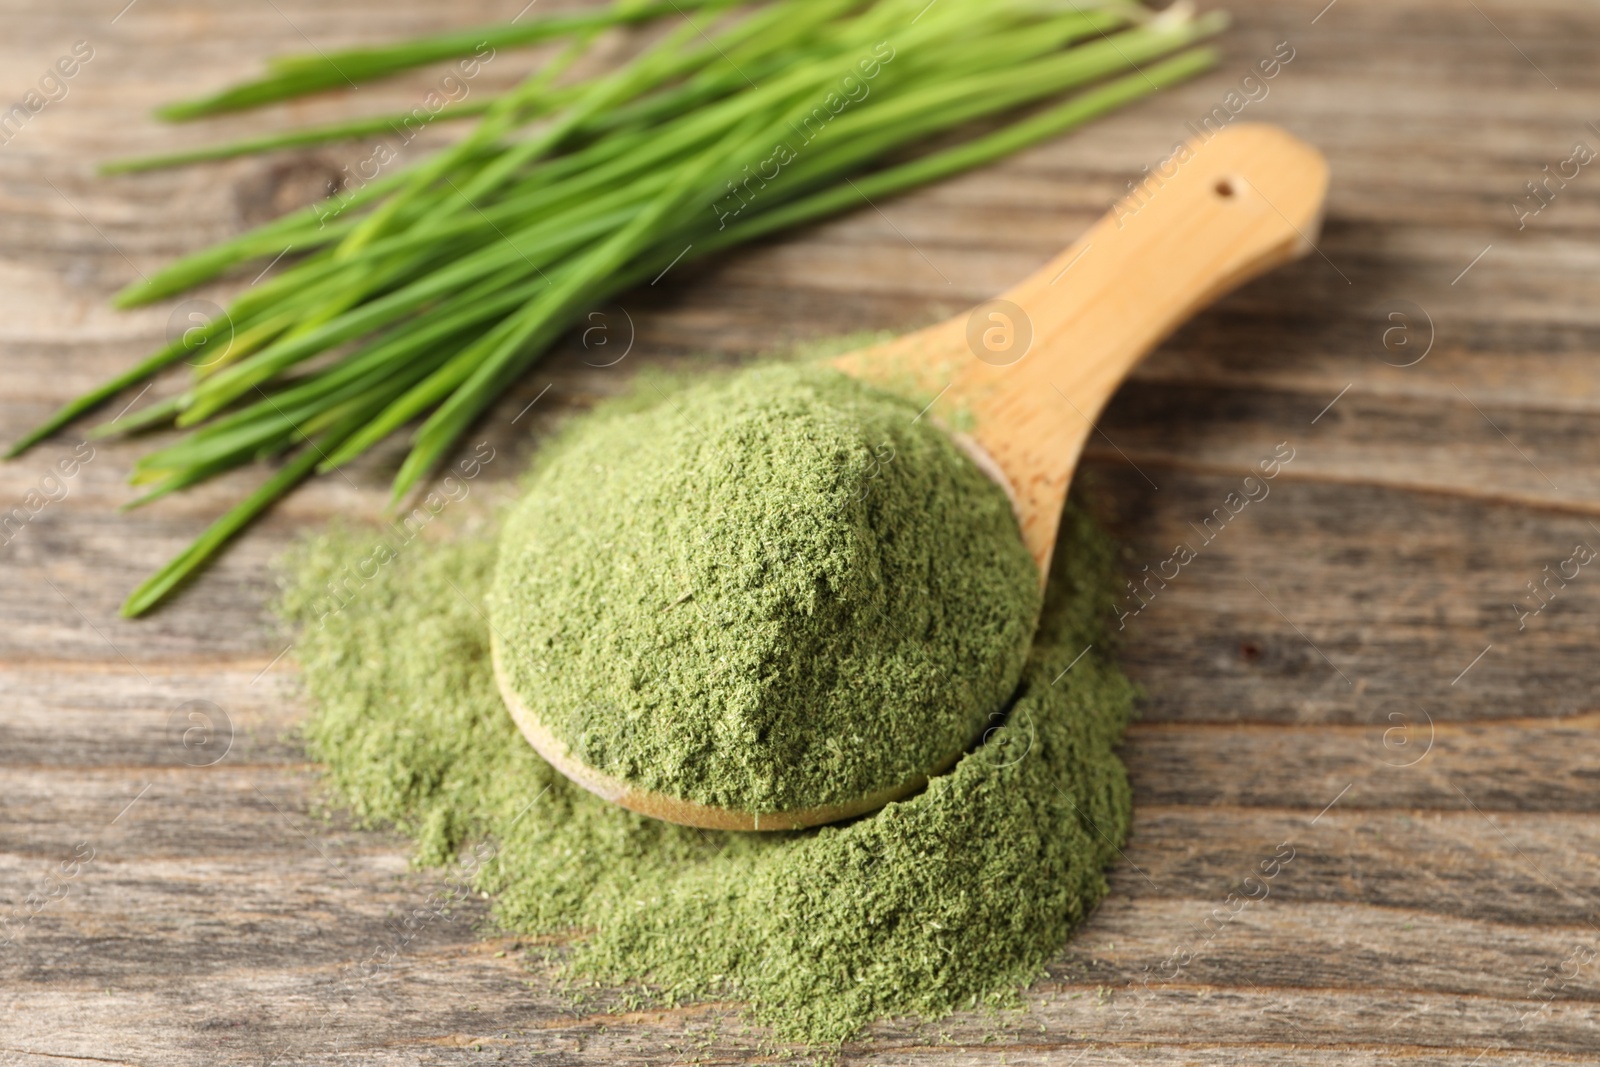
489;362;1040;814
279;365;1136;1045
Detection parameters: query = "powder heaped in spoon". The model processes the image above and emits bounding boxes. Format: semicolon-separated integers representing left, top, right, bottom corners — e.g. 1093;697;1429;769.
488;362;1041;816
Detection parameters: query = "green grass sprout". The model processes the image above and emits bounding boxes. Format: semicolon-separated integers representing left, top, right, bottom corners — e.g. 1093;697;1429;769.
9;0;1225;615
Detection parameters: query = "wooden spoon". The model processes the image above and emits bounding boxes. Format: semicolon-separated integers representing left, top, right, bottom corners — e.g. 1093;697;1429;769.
495;123;1329;831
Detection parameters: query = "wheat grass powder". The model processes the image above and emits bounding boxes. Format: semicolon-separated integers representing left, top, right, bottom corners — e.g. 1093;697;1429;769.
279;362;1137;1044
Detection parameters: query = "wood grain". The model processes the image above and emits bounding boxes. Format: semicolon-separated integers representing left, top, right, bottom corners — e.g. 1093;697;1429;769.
3;0;1599;1064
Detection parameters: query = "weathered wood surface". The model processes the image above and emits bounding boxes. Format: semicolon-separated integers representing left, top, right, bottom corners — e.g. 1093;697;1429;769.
3;0;1599;1063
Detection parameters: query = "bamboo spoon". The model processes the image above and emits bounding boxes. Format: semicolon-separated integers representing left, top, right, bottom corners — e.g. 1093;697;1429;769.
494;123;1329;831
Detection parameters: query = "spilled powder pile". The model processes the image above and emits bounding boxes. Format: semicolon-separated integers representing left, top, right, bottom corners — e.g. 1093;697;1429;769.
489;363;1040;815
279;366;1136;1044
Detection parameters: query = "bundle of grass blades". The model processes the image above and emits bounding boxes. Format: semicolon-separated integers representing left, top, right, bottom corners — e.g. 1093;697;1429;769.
8;0;1226;616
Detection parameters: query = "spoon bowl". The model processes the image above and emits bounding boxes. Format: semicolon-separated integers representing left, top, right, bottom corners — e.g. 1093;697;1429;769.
494;123;1329;831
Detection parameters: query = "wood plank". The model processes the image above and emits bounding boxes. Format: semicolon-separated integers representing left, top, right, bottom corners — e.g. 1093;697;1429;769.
1081;462;1600;725
7;672;1599;818
1122;716;1600;814
7;778;1596;970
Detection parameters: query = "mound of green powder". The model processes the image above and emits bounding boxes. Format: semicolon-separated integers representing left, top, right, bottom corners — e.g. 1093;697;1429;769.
488;362;1040;815
280;366;1135;1043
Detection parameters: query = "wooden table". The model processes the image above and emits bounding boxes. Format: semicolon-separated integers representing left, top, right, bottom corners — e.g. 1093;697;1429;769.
4;1;1598;1063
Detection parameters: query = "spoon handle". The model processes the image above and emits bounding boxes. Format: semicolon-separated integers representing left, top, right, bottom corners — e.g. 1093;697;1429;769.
837;123;1330;578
